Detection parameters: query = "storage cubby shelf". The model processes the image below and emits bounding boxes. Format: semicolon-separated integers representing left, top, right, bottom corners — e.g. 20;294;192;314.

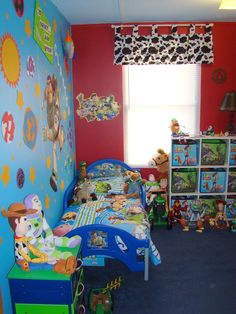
169;135;236;207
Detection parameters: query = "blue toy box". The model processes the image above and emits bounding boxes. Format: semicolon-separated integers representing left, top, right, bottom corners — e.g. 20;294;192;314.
228;168;236;192
200;168;226;193
229;140;236;166
172;139;198;166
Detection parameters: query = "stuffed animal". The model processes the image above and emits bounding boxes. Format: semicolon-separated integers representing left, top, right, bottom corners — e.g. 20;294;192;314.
24;194;81;260
73;178;97;203
2;202;77;275
149;148;169;182
123;170;144;199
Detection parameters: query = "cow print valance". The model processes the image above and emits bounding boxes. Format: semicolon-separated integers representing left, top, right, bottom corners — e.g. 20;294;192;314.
113;24;214;65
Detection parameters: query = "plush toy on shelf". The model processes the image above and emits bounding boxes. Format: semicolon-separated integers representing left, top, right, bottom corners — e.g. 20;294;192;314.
169;118;189;137
149;148;169;182
2;203;77;274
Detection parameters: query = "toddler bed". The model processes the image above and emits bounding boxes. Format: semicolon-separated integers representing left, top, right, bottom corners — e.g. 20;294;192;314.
53;159;161;280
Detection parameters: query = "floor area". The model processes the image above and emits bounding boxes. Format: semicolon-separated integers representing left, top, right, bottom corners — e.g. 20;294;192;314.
84;226;236;314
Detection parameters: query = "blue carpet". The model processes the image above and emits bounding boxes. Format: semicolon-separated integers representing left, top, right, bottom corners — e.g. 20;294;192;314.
84;226;236;314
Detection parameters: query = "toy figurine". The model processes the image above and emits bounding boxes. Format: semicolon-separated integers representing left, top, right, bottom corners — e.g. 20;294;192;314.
201;125;215;136
148;192;167;230
167;199;189;231
188;200;205;233
169;119;189;137
78;160;87;182
2;203;77;274
24;194;81;259
214;200;229;230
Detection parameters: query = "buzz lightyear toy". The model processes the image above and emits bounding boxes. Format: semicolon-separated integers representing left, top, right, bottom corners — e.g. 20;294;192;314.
24;194;81;260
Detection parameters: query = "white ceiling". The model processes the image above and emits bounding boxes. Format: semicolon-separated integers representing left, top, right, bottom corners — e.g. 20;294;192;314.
51;0;236;25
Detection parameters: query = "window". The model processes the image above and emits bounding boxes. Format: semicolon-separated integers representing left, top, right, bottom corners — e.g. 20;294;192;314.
123;64;201;167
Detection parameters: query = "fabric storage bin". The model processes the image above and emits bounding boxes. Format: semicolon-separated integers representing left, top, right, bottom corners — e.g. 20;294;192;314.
172;139;198;166
225;196;236;219
228;168;236;192
200;168;226;193
199;196;223;217
201;139;226;165
229;140;236;166
171;168;197;193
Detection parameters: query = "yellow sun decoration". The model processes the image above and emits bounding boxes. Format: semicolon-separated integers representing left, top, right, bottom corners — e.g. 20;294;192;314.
0;33;21;87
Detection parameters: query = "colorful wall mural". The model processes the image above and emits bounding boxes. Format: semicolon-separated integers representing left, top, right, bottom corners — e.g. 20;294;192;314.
0;1;75;313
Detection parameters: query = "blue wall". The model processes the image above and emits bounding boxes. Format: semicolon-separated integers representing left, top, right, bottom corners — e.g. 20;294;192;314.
0;1;75;313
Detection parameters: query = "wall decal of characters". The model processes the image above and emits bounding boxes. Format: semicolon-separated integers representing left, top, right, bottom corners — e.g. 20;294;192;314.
42;74;65;192
76;93;120;122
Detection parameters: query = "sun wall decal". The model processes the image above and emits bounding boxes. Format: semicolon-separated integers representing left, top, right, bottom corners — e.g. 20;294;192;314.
0;33;21;87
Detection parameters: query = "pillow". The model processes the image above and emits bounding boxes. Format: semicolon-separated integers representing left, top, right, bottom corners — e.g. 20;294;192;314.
88;162;129;179
53;206;78;236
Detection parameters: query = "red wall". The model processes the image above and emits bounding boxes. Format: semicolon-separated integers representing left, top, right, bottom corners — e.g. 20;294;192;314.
72;22;236;173
201;23;236;132
72;25;123;167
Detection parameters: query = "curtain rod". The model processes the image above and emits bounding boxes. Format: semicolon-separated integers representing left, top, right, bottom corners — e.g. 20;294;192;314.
112;23;213;28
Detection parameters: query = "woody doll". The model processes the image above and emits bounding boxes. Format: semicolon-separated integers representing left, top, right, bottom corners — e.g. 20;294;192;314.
2;203;77;274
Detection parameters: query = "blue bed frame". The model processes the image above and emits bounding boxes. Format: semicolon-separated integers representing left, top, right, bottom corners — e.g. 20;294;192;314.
63;159;146;210
64;159;150;280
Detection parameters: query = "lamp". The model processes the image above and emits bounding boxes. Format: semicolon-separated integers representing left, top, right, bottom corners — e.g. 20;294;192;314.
219;0;236;9
220;91;236;134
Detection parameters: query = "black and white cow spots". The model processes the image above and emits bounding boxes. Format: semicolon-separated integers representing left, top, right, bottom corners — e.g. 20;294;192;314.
114;24;213;65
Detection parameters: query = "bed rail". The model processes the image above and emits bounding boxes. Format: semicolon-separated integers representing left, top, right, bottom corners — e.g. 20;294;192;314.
67;224;149;280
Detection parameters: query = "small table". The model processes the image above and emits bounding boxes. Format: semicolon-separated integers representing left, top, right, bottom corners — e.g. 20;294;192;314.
8;246;85;314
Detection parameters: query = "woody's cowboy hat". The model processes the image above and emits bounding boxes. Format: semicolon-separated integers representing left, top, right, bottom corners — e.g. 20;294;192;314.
2;202;37;218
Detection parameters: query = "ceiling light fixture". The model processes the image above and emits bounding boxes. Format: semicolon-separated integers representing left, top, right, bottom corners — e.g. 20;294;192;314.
219;0;236;9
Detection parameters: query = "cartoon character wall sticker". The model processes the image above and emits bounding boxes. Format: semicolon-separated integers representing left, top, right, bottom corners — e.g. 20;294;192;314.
76;93;120;122
42;74;65;192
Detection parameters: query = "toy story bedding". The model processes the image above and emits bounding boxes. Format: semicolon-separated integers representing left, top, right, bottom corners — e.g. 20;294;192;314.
53;159;161;280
